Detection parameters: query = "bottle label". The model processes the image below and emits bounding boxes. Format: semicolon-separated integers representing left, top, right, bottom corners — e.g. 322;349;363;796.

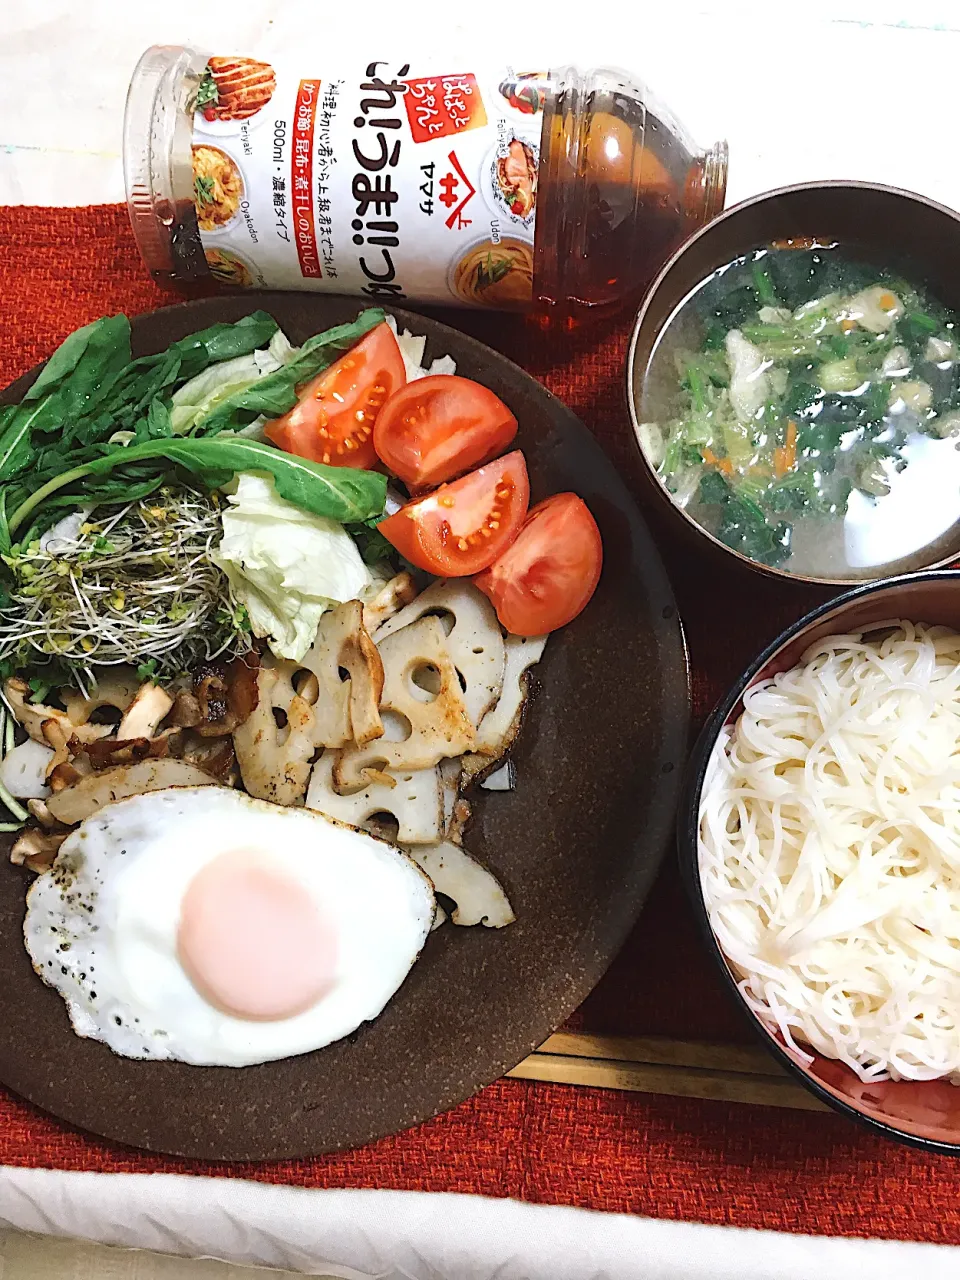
191;56;545;309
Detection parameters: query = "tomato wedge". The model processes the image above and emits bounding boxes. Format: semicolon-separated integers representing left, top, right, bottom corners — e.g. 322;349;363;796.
378;451;529;576
264;322;405;468
474;493;602;635
373;375;517;489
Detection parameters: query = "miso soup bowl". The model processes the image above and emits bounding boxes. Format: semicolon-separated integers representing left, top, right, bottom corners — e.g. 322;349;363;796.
679;570;960;1153
627;181;960;586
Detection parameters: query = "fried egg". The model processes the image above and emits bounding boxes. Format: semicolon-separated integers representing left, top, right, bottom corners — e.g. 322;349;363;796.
23;788;435;1066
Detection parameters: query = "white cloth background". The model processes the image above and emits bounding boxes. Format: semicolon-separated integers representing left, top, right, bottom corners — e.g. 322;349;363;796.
2;2;960;1276
1;1168;960;1280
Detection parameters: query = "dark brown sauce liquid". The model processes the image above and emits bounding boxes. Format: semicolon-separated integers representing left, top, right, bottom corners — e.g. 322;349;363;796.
535;80;722;326
149;200;217;293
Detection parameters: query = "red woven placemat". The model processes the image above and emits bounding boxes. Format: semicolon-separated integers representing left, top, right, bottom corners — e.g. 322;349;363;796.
1;205;957;1243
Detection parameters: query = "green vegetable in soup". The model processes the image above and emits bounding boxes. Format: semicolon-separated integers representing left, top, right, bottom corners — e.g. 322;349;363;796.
698;469;790;567
646;245;960;573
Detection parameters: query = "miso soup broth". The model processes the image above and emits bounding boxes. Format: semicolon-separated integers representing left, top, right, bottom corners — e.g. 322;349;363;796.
637;243;960;579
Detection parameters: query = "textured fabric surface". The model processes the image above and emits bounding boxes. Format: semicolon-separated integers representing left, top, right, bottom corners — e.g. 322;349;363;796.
5;1171;960;1280
0;204;954;1242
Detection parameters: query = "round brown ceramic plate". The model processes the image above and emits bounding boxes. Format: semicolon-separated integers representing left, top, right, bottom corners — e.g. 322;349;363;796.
0;295;688;1160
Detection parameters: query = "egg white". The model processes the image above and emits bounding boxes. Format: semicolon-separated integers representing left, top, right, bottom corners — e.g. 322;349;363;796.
23;787;435;1067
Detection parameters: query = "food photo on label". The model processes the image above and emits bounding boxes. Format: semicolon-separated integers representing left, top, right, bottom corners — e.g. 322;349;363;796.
204;246;257;287
489;134;538;224
191;144;244;231
195;56;277;124
0;302;604;1070
450;237;535;308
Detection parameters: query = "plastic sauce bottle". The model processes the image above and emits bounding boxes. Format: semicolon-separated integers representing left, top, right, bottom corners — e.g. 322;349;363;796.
124;47;727;325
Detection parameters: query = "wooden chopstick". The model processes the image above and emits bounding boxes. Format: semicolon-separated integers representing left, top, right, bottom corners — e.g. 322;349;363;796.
507;1032;829;1112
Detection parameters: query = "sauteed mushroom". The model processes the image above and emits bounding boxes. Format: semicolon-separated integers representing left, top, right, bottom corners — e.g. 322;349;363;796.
4;679;112;747
10;827;69;874
117;683;174;740
192;652;260;737
44;759;220;826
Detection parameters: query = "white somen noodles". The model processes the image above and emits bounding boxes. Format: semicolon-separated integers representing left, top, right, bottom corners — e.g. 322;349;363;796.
699;620;960;1084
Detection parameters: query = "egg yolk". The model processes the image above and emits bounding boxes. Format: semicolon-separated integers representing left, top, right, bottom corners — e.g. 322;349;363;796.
177;850;336;1021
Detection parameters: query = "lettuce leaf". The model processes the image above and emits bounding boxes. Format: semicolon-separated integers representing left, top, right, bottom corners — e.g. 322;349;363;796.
213;473;374;660
170;329;299;435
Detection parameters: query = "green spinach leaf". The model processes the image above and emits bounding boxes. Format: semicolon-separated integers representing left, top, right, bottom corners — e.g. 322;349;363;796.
698;470;790;566
10;437;387;534
348;516;403;569
0;315;132;480
20;315;131;410
171;311;279;376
